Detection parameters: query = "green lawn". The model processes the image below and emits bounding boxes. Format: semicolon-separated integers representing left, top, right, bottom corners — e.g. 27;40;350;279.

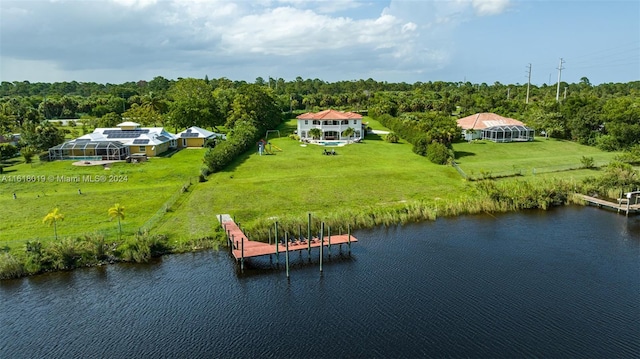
1;117;624;247
157;118;462;237
452;138;620;179
0;149;204;245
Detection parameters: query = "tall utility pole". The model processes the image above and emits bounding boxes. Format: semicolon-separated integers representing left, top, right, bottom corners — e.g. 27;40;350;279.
556;58;565;102
526;63;532;104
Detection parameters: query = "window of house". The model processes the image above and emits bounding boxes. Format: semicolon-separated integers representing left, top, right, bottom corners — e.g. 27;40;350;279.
313;120;320;125
139;146;146;152
353;120;358;125
304;120;308;125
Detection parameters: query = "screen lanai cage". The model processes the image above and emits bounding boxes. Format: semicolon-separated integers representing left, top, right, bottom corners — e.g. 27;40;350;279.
482;125;535;143
48;140;130;160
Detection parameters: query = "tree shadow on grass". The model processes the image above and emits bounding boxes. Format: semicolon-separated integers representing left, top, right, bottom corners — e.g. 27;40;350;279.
365;133;383;141
454;151;476;160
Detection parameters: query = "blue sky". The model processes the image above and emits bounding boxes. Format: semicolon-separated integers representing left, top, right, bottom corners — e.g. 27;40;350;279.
0;0;638;85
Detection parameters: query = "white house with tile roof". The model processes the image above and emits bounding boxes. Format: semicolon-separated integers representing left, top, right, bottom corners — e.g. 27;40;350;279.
296;109;364;141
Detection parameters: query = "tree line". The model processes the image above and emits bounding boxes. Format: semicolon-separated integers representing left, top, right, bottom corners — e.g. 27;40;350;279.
0;76;638;161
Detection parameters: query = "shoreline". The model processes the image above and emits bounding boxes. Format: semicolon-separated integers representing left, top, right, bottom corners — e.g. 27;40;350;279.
1;187;605;281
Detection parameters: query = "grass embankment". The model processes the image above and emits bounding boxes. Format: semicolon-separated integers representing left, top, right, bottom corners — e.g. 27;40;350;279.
0;149;203;248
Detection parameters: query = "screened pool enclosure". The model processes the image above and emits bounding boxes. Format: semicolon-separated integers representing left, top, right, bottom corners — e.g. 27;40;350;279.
482;125;535;143
48;140;129;160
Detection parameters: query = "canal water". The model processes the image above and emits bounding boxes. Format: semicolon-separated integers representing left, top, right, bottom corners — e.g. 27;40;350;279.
1;206;639;358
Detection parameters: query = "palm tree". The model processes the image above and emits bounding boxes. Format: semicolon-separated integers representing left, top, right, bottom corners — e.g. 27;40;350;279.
108;203;126;239
42;208;64;240
341;127;355;143
308;128;322;140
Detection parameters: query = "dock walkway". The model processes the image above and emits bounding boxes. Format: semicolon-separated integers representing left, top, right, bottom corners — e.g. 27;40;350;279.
218;215;357;261
578;194;640;216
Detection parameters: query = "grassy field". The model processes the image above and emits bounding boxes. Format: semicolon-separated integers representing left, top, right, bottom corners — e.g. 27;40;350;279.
0;149;203;246
156;118;622;238
452;138;619;180
156;118;465;238
1;117;623;248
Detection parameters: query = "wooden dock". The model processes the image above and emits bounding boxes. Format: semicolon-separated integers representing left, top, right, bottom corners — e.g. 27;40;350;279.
218;214;357;273
578;194;640;216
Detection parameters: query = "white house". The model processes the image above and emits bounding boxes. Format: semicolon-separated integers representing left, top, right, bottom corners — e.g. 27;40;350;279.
296;109;364;141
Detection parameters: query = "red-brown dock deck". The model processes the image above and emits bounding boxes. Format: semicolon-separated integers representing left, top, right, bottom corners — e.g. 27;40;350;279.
219;215;357;260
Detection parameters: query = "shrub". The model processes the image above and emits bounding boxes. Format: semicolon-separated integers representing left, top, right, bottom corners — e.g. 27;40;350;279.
412;137;429;156
426;141;452;165
23;240;44;274
116;232;170;263
384;132;399;143
203;121;260;173
0;143;18;160
117;236;151;263
580;156;595;169
0;252;25;279
22;146;36;164
203;138;218;149
44;237;90;270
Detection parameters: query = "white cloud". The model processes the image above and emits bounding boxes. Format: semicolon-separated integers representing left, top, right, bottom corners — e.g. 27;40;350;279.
0;0;516;83
471;0;510;16
111;0;157;9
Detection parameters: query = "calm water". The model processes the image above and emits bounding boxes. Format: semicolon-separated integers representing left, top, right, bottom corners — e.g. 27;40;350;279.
1;206;639;358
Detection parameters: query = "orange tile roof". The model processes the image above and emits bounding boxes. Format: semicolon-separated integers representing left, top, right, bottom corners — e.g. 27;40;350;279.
456;113;524;130
296;109;362;120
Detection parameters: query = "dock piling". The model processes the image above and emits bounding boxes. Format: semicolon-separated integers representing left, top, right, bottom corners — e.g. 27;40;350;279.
275;221;280;266
307;213;312;260
328;225;332;258
285;232;290;278
348;224;352;256
320;223;324;272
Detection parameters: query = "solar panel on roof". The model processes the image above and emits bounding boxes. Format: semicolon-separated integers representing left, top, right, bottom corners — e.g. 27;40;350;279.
103;129;149;139
181;133;199;138
133;139;150;145
156;135;170;142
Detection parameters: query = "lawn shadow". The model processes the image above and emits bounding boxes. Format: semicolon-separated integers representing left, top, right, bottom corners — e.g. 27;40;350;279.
365;133;384;141
454;151;476;160
275;121;297;136
218;148;256;175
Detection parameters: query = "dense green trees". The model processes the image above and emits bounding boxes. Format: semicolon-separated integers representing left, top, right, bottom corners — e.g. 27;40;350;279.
168;78;222;130
20;121;64;151
203;84;281;174
0;76;637;159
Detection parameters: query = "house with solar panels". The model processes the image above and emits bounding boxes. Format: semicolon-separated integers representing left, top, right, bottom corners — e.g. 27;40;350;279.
48;121;177;160
176;126;226;148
